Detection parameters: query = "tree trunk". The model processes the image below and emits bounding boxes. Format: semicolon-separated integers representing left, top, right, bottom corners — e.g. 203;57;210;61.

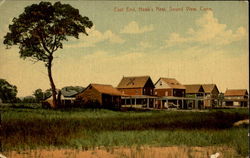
47;56;57;108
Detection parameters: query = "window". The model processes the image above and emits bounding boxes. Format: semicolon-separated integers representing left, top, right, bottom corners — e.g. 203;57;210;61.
155;91;157;95
165;91;168;96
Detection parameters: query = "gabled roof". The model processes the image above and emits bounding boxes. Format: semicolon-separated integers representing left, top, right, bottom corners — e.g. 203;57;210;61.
202;84;218;93
224;89;248;96
61;87;85;97
117;76;152;88
89;83;124;96
45;86;85;99
158;78;186;89
184;84;204;94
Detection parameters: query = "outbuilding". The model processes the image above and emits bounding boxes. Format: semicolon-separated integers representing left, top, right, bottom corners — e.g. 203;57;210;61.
224;89;248;107
76;83;124;108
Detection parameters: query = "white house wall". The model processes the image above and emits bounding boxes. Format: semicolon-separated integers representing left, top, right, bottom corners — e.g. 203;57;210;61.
155;79;171;89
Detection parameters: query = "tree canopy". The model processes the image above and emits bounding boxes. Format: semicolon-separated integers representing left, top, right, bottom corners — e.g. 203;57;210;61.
33;88;52;102
3;1;93;108
4;1;93;63
0;79;18;103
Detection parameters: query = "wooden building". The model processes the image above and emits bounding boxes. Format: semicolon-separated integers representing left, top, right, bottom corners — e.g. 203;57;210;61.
76;83;124;108
117;76;155;96
185;84;205;97
224;89;248;107
154;78;185;97
184;84;205;109
117;76;155;107
154;78;186;108
202;84;219;108
42;87;84;108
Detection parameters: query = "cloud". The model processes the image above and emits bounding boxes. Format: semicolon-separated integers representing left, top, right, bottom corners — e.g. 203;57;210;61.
138;41;152;49
121;21;154;34
0;0;6;7
1;42;248;97
69;47;248;92
165;11;247;47
65;26;124;48
132;41;153;52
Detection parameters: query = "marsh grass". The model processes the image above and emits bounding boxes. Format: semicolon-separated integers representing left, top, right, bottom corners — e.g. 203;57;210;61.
0;106;248;156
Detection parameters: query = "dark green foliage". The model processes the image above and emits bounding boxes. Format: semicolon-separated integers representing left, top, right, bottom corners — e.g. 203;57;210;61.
22;96;37;103
33;89;43;102
0;79;18;103
3;1;93;62
33;88;52;102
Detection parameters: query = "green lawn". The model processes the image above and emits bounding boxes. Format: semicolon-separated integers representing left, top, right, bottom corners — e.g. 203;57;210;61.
0;105;248;156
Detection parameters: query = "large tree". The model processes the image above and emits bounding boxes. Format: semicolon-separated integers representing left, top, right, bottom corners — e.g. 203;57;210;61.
3;2;93;108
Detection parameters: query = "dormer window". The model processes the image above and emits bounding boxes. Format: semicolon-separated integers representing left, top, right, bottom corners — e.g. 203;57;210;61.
160;81;162;86
127;78;135;85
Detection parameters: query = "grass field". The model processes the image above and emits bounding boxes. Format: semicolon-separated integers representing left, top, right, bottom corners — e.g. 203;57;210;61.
0;105;249;156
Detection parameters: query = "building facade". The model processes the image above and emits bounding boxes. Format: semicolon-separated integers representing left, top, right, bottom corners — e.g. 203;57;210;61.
224;89;248;107
202;84;219;108
76;84;124;108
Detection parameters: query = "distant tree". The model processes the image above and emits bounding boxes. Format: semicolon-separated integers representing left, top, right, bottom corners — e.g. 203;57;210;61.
33;88;44;102
22;96;37;103
3;1;93;108
0;79;18;103
33;88;53;102
44;89;52;99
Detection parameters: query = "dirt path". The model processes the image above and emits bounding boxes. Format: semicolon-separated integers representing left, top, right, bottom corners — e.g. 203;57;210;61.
2;146;242;158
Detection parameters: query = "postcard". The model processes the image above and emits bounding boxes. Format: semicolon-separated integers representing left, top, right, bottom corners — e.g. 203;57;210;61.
0;1;248;158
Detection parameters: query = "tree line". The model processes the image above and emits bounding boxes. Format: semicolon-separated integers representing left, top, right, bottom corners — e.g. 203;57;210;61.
0;78;83;104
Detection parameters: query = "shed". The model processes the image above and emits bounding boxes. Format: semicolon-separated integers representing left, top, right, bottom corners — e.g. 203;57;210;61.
224;89;248;107
42;87;84;108
76;83;124;108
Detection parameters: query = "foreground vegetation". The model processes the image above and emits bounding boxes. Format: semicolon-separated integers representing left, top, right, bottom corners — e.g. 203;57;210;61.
0;105;248;156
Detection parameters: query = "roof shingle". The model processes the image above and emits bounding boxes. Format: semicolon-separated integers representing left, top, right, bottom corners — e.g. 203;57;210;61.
117;76;151;88
202;84;217;93
160;78;186;89
224;89;248;96
184;84;204;93
91;84;124;96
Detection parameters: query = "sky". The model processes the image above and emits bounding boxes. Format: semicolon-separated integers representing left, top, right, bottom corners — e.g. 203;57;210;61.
0;1;249;97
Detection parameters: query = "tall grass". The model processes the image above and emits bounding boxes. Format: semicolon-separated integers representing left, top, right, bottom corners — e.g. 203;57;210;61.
0;106;248;156
68;128;248;155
